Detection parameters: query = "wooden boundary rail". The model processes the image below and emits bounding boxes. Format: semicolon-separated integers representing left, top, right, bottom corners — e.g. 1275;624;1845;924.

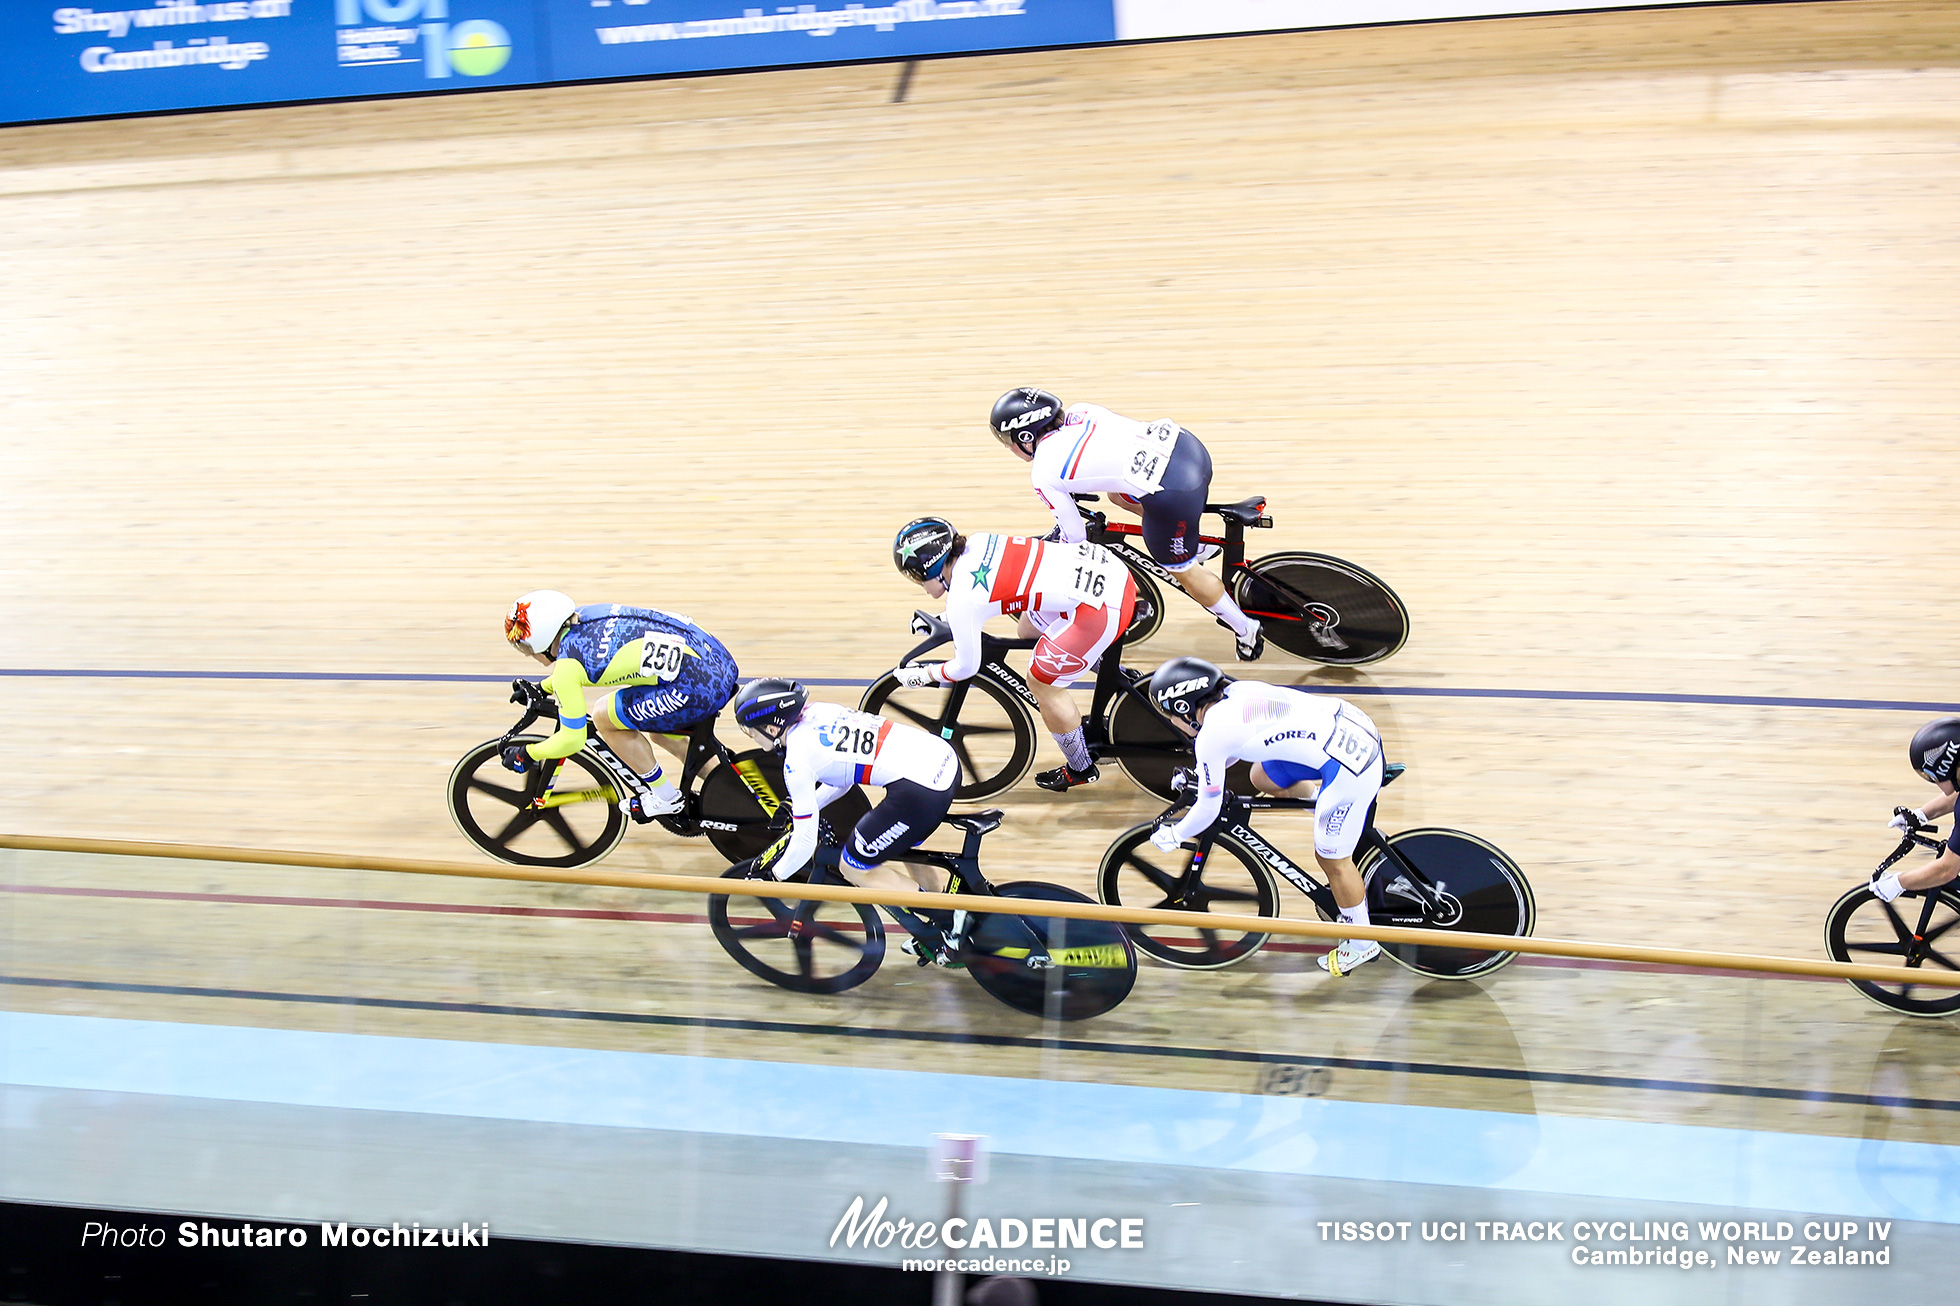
4;833;1957;990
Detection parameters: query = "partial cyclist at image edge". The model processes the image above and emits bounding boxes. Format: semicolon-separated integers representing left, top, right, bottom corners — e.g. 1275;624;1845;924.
1872;716;1960;902
501;590;739;822
1149;656;1387;975
990;386;1266;661
730;678;967;967
890;515;1136;792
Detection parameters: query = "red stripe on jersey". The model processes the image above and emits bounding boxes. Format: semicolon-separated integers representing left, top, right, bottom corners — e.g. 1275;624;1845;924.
1063;424;1096;479
990;538;1044;609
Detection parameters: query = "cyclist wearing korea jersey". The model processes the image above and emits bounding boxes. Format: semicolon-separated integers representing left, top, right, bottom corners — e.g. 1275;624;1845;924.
1148;658;1387;976
501;591;740;823
890;518;1136;792
989;387;1264;661
731;679;966;967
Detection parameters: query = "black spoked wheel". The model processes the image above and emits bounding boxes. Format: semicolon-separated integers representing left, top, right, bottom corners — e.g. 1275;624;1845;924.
1236;551;1410;665
696;749;871;862
1096;826;1282;968
707;865;886;994
860;673;1037;800
1120;566;1165;648
962;882;1137;1020
1105;690;1254;799
447;735;628;868
1825;885;1960;1017
1358;829;1535;979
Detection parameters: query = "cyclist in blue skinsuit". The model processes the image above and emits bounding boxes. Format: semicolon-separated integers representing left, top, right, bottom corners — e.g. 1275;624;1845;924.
501;590;740;821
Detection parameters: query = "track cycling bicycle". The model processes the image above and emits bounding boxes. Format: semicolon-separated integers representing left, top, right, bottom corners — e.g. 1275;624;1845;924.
448;678;869;869
1823;810;1960;1017
1075;493;1410;665
859;612;1256;802
706;809;1138;1020
1098;766;1535;978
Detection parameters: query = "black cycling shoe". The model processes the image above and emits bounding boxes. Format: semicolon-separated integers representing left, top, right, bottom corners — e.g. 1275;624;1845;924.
1221;618;1266;662
1034;762;1101;792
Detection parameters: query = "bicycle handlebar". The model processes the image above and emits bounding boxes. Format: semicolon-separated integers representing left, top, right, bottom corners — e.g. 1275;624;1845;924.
1876;811;1947;875
895;609;1039;669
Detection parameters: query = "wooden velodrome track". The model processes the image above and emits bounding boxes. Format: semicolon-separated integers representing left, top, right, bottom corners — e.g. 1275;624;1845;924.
2;1;1957;1147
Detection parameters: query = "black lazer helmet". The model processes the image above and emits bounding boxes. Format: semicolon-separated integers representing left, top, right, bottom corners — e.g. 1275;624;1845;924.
1149;657;1232;728
989;387;1064;457
894;517;959;584
732;678;808;749
1909;717;1960;783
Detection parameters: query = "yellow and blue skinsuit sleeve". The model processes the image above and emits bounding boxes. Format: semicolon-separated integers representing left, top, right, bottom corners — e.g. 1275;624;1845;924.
527;657;597;761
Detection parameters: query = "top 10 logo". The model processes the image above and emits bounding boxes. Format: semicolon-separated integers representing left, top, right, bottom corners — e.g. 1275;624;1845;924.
334;0;511;78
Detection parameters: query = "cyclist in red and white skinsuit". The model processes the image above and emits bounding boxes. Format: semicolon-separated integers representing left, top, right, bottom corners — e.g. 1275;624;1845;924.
889;517;1135;792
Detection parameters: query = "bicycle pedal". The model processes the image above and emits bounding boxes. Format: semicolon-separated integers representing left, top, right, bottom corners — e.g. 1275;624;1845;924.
1034;762;1100;792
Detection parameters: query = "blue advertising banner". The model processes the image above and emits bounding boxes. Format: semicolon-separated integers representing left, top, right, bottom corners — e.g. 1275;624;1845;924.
0;0;1110;126
0;1;543;125
547;0;1113;82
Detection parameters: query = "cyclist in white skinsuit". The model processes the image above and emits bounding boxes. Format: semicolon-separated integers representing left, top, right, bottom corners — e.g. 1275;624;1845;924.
990;387;1265;661
1147;657;1387;975
889;517;1137;792
729;678;966;965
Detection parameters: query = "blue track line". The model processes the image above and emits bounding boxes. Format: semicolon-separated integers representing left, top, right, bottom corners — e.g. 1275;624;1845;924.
1;668;1954;712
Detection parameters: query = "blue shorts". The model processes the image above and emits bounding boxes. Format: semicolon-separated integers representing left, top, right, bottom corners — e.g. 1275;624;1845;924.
610;647;740;734
1260;757;1335;791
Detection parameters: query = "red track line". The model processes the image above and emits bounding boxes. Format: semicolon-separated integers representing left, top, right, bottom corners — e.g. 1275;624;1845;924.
2;882;1838;984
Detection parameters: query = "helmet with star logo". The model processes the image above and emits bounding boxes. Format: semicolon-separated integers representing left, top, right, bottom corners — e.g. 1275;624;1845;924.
893;517;959;584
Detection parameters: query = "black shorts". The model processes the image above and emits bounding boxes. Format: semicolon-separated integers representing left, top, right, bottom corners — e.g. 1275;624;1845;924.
1139;429;1213;570
844;778;956;869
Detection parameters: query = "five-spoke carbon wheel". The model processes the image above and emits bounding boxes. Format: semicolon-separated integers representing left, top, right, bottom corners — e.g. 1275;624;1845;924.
859;673;1037;800
708;865;887;994
1097;825;1285;968
448;735;627;869
1236;552;1410;665
1359;829;1535;979
1825;885;1960;1017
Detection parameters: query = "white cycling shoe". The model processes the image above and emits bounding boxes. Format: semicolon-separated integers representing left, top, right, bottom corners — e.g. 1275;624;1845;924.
1316;938;1382;976
622;787;685;823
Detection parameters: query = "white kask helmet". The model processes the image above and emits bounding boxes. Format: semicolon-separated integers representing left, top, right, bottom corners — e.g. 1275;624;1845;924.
504;590;577;657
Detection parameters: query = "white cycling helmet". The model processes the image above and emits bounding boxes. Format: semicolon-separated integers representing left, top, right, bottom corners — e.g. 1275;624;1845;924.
504;590;577;657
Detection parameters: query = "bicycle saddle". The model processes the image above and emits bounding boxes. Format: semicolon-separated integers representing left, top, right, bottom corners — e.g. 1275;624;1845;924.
942;810;1005;835
1206;496;1269;526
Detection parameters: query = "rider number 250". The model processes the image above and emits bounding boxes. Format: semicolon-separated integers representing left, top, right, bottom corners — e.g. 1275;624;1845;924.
639;635;690;681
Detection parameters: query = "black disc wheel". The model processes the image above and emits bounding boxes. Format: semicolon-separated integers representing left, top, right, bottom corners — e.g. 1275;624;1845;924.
447;735;628;869
859;673;1037;800
1235;551;1410;665
1105;690;1254;800
961;882;1137;1020
1825;885;1960;1017
696;750;872;862
1358;829;1535;979
707;865;886;994
1120;566;1165;648
1097;826;1282;968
